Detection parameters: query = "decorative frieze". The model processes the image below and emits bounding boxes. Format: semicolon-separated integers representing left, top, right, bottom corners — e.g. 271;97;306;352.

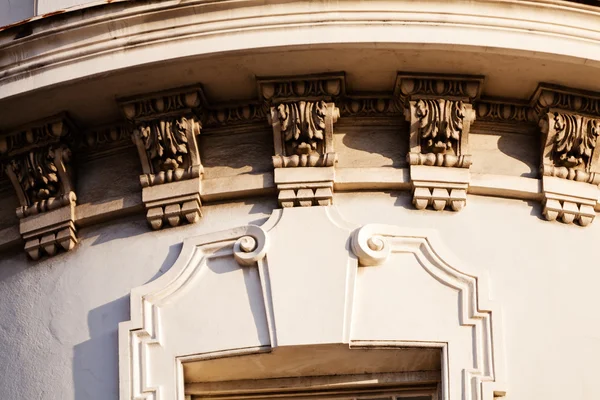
533;85;600;226
258;73;345;103
340;96;403;118
0;114;77;260
204;103;268;128
476;100;535;122
119;86;205;230
75;124;133;157
531;84;600;117
397;74;481;212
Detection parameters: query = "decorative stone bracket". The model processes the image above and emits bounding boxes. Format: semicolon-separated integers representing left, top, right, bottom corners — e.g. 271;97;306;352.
119;86;205;230
533;85;600;226
260;75;343;208
396;73;482;211
0;115;77;259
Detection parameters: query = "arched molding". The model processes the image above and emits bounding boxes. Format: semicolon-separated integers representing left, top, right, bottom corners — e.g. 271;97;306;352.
118;224;272;400
351;224;506;400
119;207;505;400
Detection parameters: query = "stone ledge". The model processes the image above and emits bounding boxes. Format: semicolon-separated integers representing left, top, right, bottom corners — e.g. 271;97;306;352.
0;170;597;255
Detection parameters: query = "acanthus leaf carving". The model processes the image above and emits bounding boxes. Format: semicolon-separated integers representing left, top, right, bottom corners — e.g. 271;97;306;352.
119;86;205;230
539;110;600;226
262;76;343;208
415;98;465;155
139;117;193;173
7;145;75;218
551;112;599;169
398;74;478;212
278;101;327;156
0;114;78;259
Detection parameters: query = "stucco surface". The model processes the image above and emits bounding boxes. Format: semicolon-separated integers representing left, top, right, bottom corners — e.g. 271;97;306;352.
0;192;598;399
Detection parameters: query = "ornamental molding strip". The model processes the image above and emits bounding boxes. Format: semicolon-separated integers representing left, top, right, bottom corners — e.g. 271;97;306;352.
397;73;482;211
260;75;342;208
476;99;536;123
0;114;77;260
75;123;134;159
118;85;206;230
119;207;506;400
532;85;600;226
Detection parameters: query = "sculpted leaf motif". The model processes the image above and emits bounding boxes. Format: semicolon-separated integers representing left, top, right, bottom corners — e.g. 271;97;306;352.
277;101;327;156
9;146;62;204
553;113;600;169
416;99;465;154
140;117;190;171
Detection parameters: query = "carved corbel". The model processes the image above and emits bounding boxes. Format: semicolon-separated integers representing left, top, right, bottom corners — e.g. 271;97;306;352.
532;85;600;226
0;115;77;260
119;86;206;230
396;73;483;211
259;74;344;208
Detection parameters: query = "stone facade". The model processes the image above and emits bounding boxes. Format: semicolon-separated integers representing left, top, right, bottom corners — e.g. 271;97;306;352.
1;1;600;400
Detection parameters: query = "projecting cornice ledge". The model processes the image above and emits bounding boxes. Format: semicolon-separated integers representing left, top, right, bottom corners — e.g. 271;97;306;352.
2;0;600;101
3;73;600;260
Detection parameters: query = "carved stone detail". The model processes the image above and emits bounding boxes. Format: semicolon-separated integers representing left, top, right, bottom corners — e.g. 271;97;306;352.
274;167;335;208
532;85;600;226
541;176;598;227
531;84;600;117
270;100;339;168
476;101;536;122
75;124;133;158
119;86;205;230
6;145;75;218
205;103;268;128
0;114;77;259
541;112;600;176
398;74;479;212
340;97;403;117
258;73;345;103
134;117;202;187
395;73;483;101
262;78;343;209
414;98;467;155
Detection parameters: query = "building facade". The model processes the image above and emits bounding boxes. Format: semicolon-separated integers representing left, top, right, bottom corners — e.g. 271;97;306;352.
1;1;600;399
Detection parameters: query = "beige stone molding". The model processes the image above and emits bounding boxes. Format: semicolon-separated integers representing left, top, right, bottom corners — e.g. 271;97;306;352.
262;75;342;208
532;85;600;226
0;114;78;260
397;73;482;212
118;85;205;230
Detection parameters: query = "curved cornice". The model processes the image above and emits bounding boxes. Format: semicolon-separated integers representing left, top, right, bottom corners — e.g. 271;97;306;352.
2;0;600;101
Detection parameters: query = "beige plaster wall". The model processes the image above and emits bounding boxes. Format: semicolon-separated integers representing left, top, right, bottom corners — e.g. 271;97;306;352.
0;192;598;399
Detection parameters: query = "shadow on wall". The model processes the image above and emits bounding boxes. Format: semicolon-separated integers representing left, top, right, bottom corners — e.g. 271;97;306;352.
497;132;539;178
72;241;183;400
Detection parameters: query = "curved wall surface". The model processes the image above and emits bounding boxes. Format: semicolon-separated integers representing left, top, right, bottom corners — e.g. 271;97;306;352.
1;1;600;400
